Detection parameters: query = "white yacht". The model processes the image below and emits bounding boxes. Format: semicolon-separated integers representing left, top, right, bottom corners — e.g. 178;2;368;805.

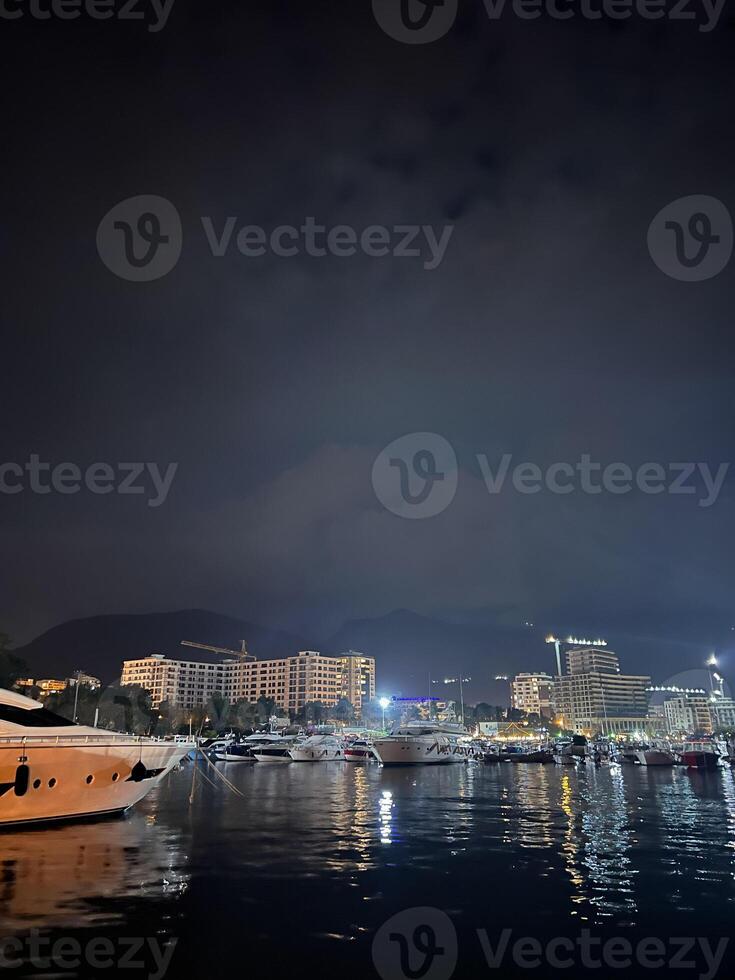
372;722;473;765
0;688;190;828
215;732;286;762
289;734;344;761
254;736;302;763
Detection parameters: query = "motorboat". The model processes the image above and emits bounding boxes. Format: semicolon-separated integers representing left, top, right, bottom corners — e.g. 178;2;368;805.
344;739;376;762
0;687;190;828
204;734;236;761
372;722;473;766
619;744;676;766
253;736;302;763
214;732;286;762
676;740;723;770
289;734;345;761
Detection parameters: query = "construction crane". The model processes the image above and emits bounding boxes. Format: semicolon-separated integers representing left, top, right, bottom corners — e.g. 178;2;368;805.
180;639;255;661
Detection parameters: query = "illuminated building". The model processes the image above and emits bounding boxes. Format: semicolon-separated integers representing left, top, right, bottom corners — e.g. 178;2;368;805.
663;694;713;735
511;672;554;718
710;696;735;730
35;678;68;698
122;649;376;717
552;647;650;735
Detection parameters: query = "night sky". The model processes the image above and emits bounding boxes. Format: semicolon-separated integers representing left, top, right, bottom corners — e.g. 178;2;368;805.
2;1;734;681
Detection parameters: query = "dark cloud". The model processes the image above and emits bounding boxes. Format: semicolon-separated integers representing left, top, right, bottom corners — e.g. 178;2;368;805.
1;2;734;684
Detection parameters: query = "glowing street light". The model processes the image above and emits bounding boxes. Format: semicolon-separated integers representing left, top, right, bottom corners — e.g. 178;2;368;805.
379;697;390;730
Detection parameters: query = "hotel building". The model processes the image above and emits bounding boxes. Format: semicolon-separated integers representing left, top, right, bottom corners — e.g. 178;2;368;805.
121;649;376;717
663;694;713;735
552;647;650;735
511;672;554;718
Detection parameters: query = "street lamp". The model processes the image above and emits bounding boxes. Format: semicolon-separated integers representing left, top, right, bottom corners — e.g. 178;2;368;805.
379;697;390;730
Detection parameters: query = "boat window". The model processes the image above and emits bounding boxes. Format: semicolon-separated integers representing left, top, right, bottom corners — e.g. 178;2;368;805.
0;704;77;727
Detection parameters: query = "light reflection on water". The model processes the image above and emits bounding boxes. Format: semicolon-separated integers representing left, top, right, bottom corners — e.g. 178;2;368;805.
2;762;735;973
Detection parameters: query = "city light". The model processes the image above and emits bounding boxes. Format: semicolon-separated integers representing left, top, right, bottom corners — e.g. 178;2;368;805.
378;696;390;730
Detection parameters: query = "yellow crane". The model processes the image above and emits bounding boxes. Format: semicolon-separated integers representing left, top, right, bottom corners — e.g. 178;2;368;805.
180;639;255;661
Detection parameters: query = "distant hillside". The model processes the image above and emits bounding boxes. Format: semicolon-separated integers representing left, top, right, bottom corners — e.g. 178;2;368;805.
14;609;306;683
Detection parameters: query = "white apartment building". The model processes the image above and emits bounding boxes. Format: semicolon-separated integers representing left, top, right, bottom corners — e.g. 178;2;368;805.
664;694;713;735
121;649;376;717
511;672;554;717
121;654;228;711
709;696;735;730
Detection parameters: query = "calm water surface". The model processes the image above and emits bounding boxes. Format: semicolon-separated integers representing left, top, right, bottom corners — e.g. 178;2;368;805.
2;761;735;977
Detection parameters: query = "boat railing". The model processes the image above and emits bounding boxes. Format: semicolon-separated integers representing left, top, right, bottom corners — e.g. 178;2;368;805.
0;733;181;748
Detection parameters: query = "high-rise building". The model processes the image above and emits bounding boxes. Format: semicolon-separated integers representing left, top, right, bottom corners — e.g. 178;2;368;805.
663;694;713;735
552;647;650;735
338;651;376;717
121;649;376;717
511;672;554;718
565;647;620;675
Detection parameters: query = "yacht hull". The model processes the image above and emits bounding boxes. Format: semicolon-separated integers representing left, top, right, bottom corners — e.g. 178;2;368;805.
373;737;470;765
289;747;344;761
0;739;187;827
253;752;292;763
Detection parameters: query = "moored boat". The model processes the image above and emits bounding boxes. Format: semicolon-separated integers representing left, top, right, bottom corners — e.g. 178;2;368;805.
372;722;473;766
289;734;345;762
0;688;190;828
344;739;376;762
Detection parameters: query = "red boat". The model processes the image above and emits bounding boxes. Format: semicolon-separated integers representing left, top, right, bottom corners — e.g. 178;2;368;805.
344;740;376;762
678;741;721;770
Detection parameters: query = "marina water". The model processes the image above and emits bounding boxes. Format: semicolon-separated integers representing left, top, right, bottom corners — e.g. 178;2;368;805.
2;762;735;978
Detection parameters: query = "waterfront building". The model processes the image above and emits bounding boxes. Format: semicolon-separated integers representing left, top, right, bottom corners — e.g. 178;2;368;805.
663;694;713;735
121;654;227;710
121;649;376;717
552;647;650;735
511;672;554;718
708;695;735;731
